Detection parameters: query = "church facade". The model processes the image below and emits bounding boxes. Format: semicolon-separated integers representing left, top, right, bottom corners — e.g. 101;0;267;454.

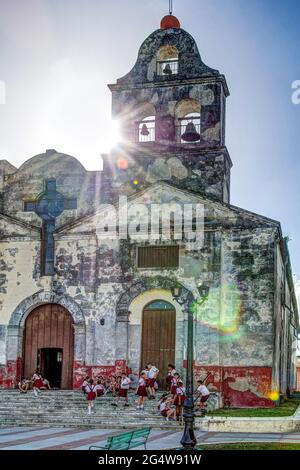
0;15;298;407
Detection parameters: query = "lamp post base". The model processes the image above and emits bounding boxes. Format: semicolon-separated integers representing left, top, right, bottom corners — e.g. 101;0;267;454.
180;403;197;450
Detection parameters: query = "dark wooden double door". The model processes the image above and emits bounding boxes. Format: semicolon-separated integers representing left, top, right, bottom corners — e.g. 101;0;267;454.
23;304;74;389
141;303;176;389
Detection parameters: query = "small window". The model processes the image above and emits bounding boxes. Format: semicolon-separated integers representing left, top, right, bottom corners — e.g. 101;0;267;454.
137;116;155;142
157;45;179;76
137;245;179;268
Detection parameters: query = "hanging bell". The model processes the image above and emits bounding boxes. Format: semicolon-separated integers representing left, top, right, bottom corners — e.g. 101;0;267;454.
140;123;150;136
163;63;172;75
181;121;200;142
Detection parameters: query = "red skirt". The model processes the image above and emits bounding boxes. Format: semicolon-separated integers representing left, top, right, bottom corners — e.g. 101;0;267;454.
96;390;104;397
166;376;172;385
34;379;44;389
171;385;177;395
200;395;209;403
174;395;186;406
136;385;147;397
87;391;96;401
161;408;169;417
119;388;128;398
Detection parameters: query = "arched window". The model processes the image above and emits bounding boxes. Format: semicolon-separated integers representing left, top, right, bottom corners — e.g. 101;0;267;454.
156;45;179;76
138;115;155;142
175;99;201;143
133;103;156;143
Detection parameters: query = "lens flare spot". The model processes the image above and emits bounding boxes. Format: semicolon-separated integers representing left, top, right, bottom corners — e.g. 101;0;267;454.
117;158;128;170
191;283;243;342
267;391;280;401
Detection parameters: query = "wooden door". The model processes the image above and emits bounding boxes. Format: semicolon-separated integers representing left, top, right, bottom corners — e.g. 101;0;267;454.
23;304;74;389
141;302;176;389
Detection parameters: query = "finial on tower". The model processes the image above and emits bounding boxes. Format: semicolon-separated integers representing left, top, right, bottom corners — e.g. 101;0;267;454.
161;1;180;29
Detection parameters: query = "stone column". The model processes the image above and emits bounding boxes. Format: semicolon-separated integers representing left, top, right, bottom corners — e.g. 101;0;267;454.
6;325;23;361
73;322;86;364
116;310;130;362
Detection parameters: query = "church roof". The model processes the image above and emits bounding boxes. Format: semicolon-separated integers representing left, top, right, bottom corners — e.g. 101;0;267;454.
18;150;86;175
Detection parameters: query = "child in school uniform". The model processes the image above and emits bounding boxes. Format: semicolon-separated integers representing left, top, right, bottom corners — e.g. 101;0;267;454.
136;372;147;410
81;376;89;394
174;380;186;421
18;377;29;393
94;379;106;397
85;378;96;415
196;380;210;411
147;363;159;399
112;372;131;407
166;364;176;391
157;395;176;421
31;371;44;398
170;372;180;397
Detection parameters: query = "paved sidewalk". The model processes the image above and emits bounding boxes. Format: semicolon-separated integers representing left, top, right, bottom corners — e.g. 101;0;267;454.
0;426;300;450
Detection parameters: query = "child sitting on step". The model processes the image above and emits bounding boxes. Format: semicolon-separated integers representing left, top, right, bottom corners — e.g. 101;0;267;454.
158;395;176;421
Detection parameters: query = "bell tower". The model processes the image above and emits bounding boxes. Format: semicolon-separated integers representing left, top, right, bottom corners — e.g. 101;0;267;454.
102;13;231;203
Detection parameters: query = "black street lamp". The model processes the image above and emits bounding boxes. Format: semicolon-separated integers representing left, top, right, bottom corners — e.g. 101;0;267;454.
171;284;209;450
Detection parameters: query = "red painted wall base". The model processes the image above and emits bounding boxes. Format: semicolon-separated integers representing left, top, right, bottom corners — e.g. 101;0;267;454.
0;359;276;408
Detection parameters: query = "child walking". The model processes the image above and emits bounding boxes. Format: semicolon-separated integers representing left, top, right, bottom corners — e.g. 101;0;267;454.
112;372;131;407
136;372;147;411
85;378;96;415
147;363;159;399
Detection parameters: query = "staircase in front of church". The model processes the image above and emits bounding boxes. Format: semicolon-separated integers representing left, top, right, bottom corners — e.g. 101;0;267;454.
0;390;219;429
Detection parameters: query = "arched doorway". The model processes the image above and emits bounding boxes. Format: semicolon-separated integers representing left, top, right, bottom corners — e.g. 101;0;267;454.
141;300;176;389
23;304;74;389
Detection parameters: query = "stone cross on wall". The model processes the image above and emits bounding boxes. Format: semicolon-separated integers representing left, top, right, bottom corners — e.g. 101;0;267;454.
24;179;77;275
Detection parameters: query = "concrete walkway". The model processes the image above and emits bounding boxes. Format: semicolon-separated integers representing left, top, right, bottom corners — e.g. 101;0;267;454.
0;426;300;450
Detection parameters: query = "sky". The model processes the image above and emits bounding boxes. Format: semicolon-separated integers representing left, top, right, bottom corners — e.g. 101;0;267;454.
0;0;300;282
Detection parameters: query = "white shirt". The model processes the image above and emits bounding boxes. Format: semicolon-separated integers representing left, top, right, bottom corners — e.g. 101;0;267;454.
197;384;210;396
138;377;146;386
148;367;158;379
159;402;168;412
121;377;131;389
94;384;105;392
176;386;186;395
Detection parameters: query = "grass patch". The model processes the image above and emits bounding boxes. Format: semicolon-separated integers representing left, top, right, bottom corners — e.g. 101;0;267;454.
198;442;300;450
207;399;299;418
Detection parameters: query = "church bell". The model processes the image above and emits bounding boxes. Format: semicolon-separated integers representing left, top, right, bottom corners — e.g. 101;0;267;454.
140;123;150;136
163;63;172;75
181;121;200;142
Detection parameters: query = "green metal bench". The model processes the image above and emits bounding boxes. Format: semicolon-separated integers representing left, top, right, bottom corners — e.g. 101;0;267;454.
89;427;151;451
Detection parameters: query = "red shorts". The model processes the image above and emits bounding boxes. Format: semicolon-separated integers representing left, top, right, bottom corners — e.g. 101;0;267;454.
119;388;128;398
148;378;156;388
174;395;186;406
136;386;147;397
87;391;96;401
96;390;104;397
200;395;209;403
